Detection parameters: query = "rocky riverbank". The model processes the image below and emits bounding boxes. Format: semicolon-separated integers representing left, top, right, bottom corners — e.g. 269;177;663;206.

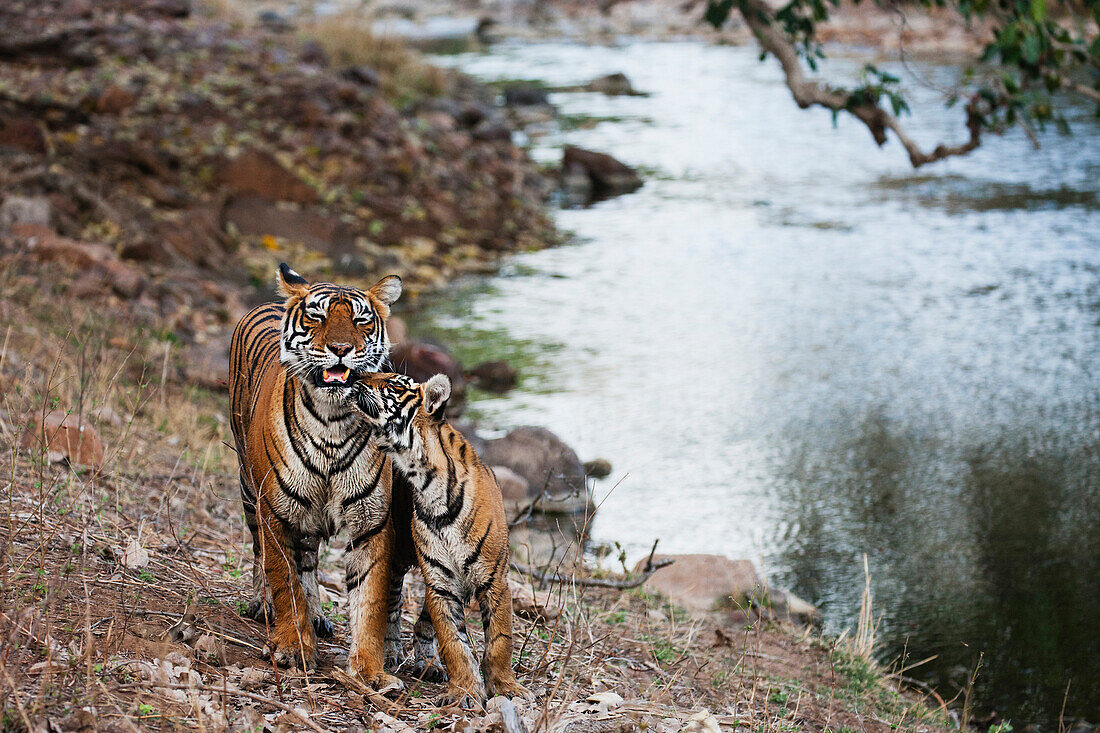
0;0;554;298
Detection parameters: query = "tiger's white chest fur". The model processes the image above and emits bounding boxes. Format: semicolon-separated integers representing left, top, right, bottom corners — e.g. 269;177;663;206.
267;381;387;538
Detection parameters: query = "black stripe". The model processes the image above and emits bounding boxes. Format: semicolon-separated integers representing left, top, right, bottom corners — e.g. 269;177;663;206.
348;506;391;550
420;553;455;580
429;582;466;607
462;522;493;573
342;458;386;508
282;382;325;478
346;556;380;592
330;430;372;475
474;548;506;600
262;432;313;509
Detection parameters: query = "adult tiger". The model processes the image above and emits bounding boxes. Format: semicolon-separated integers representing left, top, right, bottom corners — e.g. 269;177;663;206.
228;263;402;688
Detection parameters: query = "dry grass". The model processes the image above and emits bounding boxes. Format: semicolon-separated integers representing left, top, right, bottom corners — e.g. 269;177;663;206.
0;254;956;732
298;14;451;105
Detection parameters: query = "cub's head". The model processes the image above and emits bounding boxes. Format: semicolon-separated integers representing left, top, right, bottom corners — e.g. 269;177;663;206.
276;263;402;393
348;373;451;454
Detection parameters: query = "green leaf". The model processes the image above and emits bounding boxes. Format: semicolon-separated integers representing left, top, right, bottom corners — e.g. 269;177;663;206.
1029;0;1045;22
703;0;735;28
1089;35;1100;60
1023;33;1041;64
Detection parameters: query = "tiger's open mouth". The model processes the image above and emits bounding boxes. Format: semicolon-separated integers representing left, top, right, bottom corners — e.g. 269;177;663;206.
313;367;359;389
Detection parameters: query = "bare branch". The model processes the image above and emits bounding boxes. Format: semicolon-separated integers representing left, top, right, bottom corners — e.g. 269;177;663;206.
510;540;674;590
736;0;982;167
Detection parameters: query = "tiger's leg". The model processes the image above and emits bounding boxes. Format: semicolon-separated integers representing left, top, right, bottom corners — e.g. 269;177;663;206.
345;518;403;690
384;562;407;669
293;531;334;638
478;570;532;701
423;582;485;708
410;598;446;682
256;497;316;668
240;470;273;622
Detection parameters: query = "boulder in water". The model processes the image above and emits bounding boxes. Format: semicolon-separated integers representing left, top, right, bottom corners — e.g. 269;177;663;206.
562;146;643;202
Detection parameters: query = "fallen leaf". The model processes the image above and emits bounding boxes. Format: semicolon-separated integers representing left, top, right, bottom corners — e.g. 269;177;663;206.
122;538;150;569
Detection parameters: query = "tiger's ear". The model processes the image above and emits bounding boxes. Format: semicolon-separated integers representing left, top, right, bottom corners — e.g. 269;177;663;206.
421;374;450;421
277;263;309;300
369;275;402;312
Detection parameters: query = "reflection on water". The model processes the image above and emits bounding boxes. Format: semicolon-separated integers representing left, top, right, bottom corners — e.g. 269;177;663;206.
417;41;1100;726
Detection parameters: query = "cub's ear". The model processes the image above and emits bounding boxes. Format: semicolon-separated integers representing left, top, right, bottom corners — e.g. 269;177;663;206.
277;263;309;300
369;275;402;313
421;374;450;421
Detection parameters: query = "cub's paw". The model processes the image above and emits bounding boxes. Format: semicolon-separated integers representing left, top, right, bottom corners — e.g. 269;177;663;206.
384;641;406;671
436;685;486;710
312;615;336;638
351;670;405;696
261;642;317;669
245;599;275;623
488;680;535;702
409;655;448;683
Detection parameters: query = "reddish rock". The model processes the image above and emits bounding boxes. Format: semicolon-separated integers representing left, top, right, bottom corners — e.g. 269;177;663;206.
20;410;106;468
95;85;137;114
467;360;517;392
637;554;818;624
217;150;318;204
637;554;761;613
13;223;145;298
179;341;230;392
0;115;46;154
389;340;465;390
223;196;343;249
154;206;228;267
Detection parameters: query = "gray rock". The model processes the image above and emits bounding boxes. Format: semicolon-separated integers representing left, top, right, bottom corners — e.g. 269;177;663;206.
479;426;592;515
502;84;549;107
0;196;51;230
467;360;517;392
491;465;530;517
583;73;645;96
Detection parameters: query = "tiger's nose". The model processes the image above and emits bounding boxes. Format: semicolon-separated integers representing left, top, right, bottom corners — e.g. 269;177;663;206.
329;342;353;357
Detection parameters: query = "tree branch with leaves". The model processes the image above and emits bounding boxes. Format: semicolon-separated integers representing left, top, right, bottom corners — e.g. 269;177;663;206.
701;0;1100;166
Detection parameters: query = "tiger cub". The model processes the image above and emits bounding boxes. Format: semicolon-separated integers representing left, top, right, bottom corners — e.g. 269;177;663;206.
347;373;532;707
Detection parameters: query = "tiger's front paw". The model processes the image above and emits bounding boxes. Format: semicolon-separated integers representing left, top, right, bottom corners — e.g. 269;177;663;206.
245;599;275;623
263;626;317;669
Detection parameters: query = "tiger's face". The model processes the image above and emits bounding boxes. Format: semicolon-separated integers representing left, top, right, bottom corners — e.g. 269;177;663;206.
347;373;451;454
275;263;402;395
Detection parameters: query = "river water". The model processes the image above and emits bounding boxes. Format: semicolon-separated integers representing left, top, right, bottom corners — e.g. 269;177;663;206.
415;40;1100;727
